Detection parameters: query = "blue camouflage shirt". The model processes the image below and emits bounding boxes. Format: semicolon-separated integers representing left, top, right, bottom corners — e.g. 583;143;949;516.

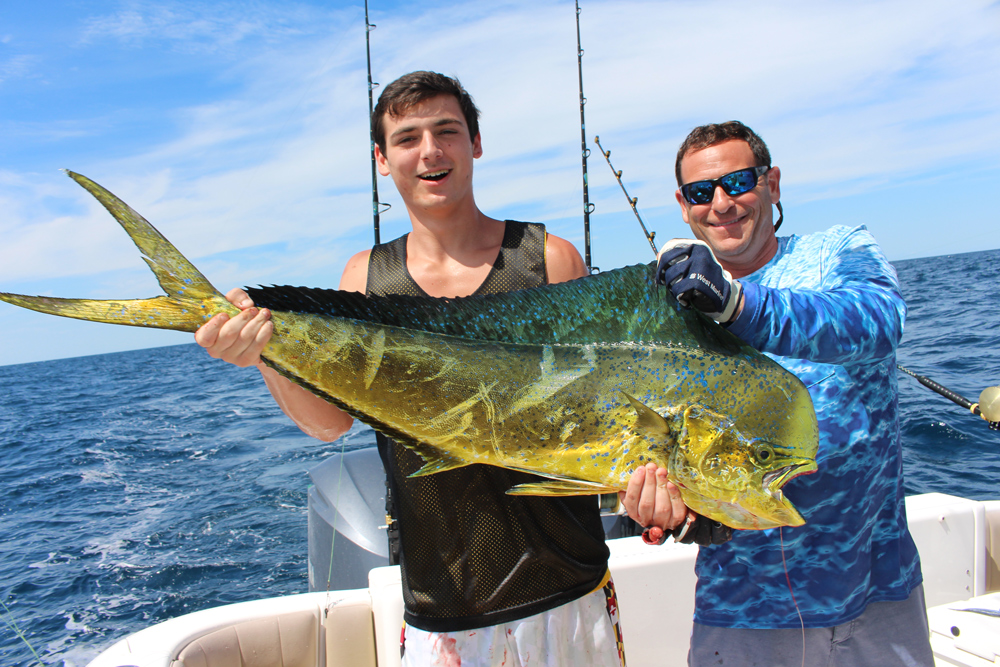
693;224;922;629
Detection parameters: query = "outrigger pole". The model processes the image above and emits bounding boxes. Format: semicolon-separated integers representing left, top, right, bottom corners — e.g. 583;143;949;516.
365;0;390;244
574;1;595;272
897;365;1000;430
594;136;658;256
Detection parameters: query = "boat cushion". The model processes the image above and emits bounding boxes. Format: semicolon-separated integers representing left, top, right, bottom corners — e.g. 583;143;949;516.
172;609;318;667
324;595;377;667
987;503;1000;592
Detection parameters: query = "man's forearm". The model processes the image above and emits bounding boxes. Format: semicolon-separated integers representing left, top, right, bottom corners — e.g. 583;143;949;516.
728;281;905;365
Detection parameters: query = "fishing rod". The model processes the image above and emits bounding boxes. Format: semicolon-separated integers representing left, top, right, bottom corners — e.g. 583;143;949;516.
593;136;658;256
364;0;390;244
574;1;595;273
897;365;1000;430
320;0;393;599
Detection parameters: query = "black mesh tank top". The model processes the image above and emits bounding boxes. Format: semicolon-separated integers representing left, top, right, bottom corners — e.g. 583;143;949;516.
366;221;610;633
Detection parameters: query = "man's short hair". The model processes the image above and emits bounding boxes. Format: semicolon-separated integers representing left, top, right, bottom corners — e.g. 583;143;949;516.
372;71;481;153
675;121;771;185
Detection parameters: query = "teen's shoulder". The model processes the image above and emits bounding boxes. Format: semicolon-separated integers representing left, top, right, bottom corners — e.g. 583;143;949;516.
544;234;588;283
339;249;372;293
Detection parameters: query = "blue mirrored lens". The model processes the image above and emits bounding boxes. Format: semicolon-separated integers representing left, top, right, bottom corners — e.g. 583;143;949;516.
683;182;715;204
720;169;757;194
681;168;761;205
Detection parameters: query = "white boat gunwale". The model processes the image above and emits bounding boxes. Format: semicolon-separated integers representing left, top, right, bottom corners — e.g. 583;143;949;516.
87;492;1000;667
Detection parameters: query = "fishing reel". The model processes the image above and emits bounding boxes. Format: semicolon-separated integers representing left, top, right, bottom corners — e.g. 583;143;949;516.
976;386;1000;430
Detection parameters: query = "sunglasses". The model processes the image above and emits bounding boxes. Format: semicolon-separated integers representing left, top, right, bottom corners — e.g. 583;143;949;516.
679;166;770;205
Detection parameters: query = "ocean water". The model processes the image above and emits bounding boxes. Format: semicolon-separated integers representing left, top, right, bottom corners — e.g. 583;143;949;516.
2;249;999;666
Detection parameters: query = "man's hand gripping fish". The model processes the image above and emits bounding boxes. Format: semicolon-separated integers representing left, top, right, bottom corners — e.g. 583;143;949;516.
0;172;819;530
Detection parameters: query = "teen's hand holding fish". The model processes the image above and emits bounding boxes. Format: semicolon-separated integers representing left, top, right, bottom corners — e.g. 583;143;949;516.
196;287;358;443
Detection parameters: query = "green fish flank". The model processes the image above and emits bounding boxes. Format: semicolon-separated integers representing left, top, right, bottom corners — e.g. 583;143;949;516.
0;172;820;530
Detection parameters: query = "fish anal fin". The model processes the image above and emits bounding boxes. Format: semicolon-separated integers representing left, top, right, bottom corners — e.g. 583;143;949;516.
507;479;617;497
407;450;473;477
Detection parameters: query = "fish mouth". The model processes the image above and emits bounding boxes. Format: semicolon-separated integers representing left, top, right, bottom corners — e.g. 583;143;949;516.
418;169;450;181
745;461;814;529
762;461;817;502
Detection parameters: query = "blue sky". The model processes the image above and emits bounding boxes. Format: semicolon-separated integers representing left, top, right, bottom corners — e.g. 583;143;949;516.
1;0;999;366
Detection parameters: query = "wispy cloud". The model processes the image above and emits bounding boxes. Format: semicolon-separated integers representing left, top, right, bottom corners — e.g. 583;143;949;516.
0;54;37;84
78;1;339;53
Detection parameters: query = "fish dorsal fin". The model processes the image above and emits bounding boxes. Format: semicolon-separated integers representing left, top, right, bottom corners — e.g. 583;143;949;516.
622;391;672;438
507;479;617;496
247;264;748;354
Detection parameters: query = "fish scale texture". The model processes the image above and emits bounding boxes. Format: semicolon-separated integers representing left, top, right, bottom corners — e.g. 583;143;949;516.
364;221;610;633
694;224;922;629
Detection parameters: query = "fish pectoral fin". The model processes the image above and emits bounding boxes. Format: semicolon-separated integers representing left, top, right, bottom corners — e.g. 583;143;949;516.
507;479;617;497
407;449;473;477
621;391;672;437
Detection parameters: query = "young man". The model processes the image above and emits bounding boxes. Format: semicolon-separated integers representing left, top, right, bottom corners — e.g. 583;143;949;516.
621;121;934;666
195;71;648;666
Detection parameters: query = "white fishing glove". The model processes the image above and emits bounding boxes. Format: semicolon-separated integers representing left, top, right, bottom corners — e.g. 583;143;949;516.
656;239;742;323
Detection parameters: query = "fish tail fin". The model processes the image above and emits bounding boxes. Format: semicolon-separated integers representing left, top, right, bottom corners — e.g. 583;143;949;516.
0;171;236;332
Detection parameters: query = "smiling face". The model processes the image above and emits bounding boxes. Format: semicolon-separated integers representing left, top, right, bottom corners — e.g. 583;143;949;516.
675;139;781;278
374;94;482;218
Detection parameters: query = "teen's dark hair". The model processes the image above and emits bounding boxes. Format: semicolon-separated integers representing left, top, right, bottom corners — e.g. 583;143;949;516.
675;121;771;185
372;71;481;152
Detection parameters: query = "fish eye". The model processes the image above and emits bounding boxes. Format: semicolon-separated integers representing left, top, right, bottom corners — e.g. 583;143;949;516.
753;442;776;465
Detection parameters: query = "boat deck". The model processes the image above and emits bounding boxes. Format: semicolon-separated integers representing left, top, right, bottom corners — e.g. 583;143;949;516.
88;493;1000;667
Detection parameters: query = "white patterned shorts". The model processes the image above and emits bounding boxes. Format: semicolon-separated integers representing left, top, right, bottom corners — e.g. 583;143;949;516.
401;576;627;667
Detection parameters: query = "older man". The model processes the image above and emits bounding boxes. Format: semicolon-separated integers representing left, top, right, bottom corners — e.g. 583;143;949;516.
623;121;933;667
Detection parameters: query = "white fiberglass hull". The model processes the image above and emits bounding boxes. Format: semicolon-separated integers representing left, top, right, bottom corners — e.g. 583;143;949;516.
88;493;1000;667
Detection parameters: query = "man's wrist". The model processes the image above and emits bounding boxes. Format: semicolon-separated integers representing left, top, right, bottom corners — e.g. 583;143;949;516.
716;280;743;324
723;288;745;325
723;281;760;338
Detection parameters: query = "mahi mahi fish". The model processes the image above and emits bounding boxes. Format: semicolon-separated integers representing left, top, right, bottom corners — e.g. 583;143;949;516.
0;172;819;530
